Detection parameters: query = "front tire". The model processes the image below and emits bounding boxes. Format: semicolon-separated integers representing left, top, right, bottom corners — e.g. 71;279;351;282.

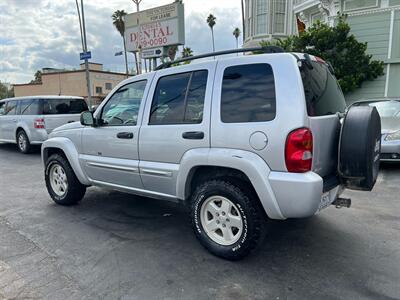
16;130;31;154
45;154;86;205
190;180;265;260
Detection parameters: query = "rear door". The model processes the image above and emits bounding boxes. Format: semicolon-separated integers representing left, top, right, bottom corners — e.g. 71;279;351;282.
42;98;88;133
300;59;346;177
138;62;215;197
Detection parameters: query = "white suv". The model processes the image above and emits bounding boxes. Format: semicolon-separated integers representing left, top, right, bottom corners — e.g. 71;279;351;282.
41;48;381;260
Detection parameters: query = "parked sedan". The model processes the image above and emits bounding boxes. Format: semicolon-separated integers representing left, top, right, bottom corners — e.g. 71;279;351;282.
351;99;400;161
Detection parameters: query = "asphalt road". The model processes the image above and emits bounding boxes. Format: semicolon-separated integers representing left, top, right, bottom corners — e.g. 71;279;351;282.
0;143;399;300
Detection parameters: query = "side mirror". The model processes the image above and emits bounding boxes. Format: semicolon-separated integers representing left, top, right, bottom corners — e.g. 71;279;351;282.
80;111;95;126
91;104;99;112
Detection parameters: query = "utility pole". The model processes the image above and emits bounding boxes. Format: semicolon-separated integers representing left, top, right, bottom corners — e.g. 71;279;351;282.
79;0;92;110
132;0;143;74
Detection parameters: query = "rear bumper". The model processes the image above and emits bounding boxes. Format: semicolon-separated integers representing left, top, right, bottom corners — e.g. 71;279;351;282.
380;140;400;161
268;171;343;219
29;129;48;144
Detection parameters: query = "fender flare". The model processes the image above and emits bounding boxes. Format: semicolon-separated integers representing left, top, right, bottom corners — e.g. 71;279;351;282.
177;148;284;220
14;123;31;142
41;137;90;185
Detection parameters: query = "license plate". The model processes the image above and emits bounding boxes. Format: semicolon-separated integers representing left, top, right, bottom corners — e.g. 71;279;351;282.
318;192;332;211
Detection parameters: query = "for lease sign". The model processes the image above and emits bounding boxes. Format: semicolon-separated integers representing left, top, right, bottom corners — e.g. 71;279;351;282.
125;2;185;52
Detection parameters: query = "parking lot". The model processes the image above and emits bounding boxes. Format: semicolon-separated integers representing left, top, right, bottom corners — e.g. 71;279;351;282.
0;143;399;300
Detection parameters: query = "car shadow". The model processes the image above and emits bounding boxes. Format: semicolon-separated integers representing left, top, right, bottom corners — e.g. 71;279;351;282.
0;142;41;154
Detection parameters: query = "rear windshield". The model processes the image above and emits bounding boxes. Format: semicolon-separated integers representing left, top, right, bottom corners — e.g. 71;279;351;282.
300;61;346;116
42;98;88;115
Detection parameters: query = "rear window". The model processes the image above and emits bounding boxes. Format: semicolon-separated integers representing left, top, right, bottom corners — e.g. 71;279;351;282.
221;63;276;123
42;98;88;115
300;61;346;116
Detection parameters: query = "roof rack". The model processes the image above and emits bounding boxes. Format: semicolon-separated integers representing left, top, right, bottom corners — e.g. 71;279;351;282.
155;46;284;70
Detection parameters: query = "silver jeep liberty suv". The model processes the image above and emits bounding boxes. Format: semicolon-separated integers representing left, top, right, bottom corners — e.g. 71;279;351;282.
42;47;381;260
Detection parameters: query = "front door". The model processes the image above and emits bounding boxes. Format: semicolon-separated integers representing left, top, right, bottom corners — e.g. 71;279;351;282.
80;76;152;189
138;62;215;197
0;100;19;141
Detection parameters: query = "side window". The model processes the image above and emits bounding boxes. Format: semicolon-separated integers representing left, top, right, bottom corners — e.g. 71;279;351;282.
0;102;5;115
43;99;88;114
20;99;41;115
149;70;208;125
100;80;147;126
221;63;276;123
5;101;17;115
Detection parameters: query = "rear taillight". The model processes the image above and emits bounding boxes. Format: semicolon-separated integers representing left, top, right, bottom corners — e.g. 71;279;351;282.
285;128;313;173
34;118;45;129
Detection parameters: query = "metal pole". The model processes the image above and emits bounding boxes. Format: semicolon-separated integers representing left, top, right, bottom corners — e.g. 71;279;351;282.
80;0;92;110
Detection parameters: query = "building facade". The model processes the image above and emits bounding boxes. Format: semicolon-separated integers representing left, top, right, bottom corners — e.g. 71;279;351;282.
243;0;400;102
13;63;127;105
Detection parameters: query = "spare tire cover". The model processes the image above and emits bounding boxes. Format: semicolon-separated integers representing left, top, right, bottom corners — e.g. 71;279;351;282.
338;106;381;191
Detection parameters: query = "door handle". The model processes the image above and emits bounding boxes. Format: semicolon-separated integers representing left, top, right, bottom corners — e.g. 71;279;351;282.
182;131;204;140
117;132;134;139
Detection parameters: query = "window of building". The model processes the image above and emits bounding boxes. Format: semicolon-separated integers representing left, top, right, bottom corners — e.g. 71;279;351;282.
100;80;147;126
5;101;17;115
256;0;268;34
344;0;379;11
105;83;112;90
149;70;208;125
273;0;286;34
221;64;276;123
96;86;103;94
20;99;40;115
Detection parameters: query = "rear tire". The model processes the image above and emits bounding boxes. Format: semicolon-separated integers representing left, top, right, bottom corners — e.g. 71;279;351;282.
190;179;265;260
45;154;86;205
16;130;31;154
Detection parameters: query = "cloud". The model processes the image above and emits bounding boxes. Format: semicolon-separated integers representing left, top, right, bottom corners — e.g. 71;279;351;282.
0;0;242;83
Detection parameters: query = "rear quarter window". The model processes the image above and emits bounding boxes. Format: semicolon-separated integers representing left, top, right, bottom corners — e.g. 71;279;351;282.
301;61;346;116
42;98;88;114
221;63;276;123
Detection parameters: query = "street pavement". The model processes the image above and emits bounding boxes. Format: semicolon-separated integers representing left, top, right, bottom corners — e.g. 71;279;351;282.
0;142;399;300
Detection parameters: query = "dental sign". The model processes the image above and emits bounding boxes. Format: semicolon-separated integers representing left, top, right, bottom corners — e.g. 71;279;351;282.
124;2;185;52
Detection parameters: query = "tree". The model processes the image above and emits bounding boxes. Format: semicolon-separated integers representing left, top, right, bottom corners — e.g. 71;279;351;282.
233;27;241;50
168;45;179;61
207;14;216;52
260;17;384;94
30;70;42;84
112;10;129;77
182;47;193;58
0;82;14;100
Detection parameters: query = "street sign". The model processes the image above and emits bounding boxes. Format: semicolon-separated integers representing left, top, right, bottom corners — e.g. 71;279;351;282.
141;47;164;59
80;51;91;60
124;2;185;52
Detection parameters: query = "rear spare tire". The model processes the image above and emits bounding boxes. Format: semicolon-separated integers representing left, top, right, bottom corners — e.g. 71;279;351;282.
338;106;381;191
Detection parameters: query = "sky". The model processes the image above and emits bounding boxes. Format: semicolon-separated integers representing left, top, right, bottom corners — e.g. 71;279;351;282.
0;0;243;84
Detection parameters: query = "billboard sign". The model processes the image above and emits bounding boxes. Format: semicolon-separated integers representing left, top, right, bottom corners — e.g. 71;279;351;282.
124;2;185;52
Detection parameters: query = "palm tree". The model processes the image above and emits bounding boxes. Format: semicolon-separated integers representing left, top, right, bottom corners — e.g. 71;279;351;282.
112;10;129;77
182;47;193;58
206;14;216;52
233;27;241;50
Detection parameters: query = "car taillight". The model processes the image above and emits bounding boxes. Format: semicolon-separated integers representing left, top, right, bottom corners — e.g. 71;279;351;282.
34;118;45;129
285;128;313;173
